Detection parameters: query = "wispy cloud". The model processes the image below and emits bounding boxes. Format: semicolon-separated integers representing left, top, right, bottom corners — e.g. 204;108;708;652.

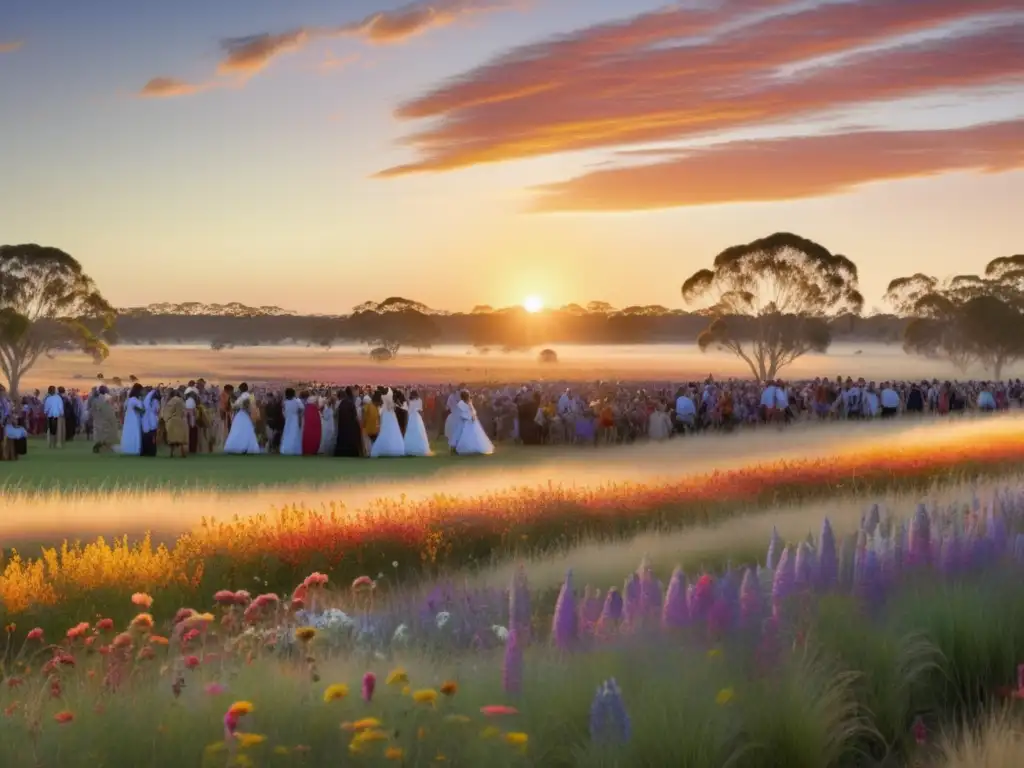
530;118;1024;212
139;77;213;98
141;0;520;98
0;41;23;53
378;0;1024;176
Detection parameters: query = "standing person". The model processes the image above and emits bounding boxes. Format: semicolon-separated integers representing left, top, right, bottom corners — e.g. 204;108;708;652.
301;392;322;456
362;393;380;452
184;387;200;454
161;388;189;458
141;389;161;457
119;383;145;455
218;384;234;448
334;387;364;458
403;389;432;456
319;396;336;455
43;386;64;448
264;393;284;454
370;388;406;458
444;387;462;445
453;390;495;456
280;389;303;456
223;383;261;454
90;386;119;453
59;387;78;443
393;388;409;436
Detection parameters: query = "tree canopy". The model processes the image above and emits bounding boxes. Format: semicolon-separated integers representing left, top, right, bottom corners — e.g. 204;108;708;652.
681;232;863;382
0;244;115;395
348;297;440;357
885;259;1024;379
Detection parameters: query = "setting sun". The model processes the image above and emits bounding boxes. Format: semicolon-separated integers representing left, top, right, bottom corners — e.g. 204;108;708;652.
523;295;544;313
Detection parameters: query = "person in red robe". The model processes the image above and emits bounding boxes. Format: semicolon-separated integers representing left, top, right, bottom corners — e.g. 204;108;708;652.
301;393;322;456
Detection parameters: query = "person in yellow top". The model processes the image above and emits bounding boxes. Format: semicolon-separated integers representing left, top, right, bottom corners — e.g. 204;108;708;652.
362;392;381;452
160;388;189;459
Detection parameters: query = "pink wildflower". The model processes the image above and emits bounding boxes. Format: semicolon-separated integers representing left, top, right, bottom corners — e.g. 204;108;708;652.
205;682;227;696
362;672;376;703
912;716;927;746
213;590;237;606
303;572;328;588
26;628;43;642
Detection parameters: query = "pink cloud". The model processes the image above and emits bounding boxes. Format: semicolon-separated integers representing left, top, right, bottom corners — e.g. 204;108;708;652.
138;77;212;98
0;41;23;53
379;0;1024;176
529;119;1024;212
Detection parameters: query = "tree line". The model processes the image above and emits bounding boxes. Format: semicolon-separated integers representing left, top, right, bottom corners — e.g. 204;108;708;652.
1;234;1021;393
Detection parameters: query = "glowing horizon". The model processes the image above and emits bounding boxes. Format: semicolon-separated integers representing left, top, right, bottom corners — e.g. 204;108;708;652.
1;0;1021;315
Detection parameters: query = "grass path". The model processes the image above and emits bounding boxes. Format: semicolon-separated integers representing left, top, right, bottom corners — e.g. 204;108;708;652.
0;437;569;493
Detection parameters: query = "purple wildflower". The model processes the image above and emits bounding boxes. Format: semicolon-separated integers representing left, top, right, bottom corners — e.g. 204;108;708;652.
738;568;762;629
662;567;689;629
771;546;794;619
361;672;376;703
597;588;623;634
589;678;631;745
818;519;838;590
863;504;881;535
908;504;931;567
508;565;531;642
767;527;781;570
892;522;906;577
708;580;737;636
794;541;815;590
552;570;578;650
579;586;603;634
690;574;715;622
502;628;523;695
940;534;960;575
622;573;641;626
638;565;663;622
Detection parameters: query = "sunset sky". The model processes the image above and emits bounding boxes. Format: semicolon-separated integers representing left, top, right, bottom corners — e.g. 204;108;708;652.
2;0;1022;315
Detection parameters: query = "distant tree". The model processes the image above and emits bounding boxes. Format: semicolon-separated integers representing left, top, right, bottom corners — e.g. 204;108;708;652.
681;232;863;382
586;301;616;315
560;303;588;315
471;304;494;314
886;264;1024;379
350;298;440;357
369;347;393;362
0;244;115;396
538;348;559;364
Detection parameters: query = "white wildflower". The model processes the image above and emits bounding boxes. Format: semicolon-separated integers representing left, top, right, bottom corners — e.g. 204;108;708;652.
392;624;410;644
491;625;509;642
435;611;451;629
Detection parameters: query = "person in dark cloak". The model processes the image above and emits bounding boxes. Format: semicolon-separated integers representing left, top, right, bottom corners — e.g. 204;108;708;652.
393;388;409;436
517;391;542;445
334;387;364;458
60;387;78;442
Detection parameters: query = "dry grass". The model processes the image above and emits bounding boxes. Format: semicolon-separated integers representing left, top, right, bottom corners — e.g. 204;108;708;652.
937;709;1024;768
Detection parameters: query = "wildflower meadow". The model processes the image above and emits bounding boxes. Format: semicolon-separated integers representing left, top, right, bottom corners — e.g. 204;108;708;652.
2;425;1024;765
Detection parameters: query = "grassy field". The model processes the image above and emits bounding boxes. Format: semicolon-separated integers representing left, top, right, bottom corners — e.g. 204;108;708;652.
0;437;552;492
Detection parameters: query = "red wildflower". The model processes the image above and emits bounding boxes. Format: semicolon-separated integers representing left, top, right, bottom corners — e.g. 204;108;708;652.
303;572;328;588
184;655;200;670
26;628;43;642
96;618;114;632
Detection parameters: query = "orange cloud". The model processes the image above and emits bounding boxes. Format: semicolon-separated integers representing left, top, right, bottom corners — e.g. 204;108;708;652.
339;0;522;44
529;119;1024;212
0;41;23;53
380;0;1024;176
218;30;311;76
138;77;211;98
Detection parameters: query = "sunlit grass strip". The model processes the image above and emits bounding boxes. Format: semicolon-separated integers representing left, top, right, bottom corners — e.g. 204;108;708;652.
2;433;1024;615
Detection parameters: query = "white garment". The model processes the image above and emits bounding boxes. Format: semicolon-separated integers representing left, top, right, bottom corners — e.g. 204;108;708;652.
403;398;432;456
142;391;160;433
319;405;336;455
880;388;900;409
223;393;261;454
454;400;494;455
371;389;406;458
119;396;144;455
978;391;996;410
44;394;64;418
443;391;461;442
648;410;672;441
281;397;303;456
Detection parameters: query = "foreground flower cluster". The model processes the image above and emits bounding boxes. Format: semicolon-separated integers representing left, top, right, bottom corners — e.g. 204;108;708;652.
3;431;1023;616
3;488;1024;766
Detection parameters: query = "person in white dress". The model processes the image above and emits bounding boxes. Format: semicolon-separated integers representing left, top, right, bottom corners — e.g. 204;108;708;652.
648;400;673;441
370;388;406;458
453;391;495;456
141;389;161;457
319;397;336;455
119;383;145;456
443;387;462;444
280;388;303;456
403;390;433;457
223;383;261;454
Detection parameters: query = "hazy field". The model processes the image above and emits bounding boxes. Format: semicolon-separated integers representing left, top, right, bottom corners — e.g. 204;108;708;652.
2;412;1019;545
21;341;1018;390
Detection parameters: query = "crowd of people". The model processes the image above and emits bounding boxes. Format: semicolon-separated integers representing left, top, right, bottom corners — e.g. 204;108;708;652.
0;375;1020;461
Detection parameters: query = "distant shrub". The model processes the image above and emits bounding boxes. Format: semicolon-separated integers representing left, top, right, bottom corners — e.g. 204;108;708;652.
538;348;559;364
370;347;393;362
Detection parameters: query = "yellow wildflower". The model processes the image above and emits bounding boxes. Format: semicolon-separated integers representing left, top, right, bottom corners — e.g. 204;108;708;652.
386;668;409;686
324;684;349;703
505;732;529;748
715;687;735;705
352;728;389;745
440;680;458;696
295;626;317;642
205;742;227;754
413;688;438;705
352;717;383;730
230;756;254;768
228;701;255;716
402;686;411;696
480;726;501;739
235;732;267;748
273;746;290;755
385;747;404;760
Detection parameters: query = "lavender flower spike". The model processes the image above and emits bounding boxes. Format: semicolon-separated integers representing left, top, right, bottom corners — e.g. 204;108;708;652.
502;628;523;695
794;541;815;590
589;678;631;745
772;546;794;619
739;567;762;629
662;567;689;629
767;527;782;570
597;588;623;635
552;570;579;650
908;503;931;567
818;518;838;590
